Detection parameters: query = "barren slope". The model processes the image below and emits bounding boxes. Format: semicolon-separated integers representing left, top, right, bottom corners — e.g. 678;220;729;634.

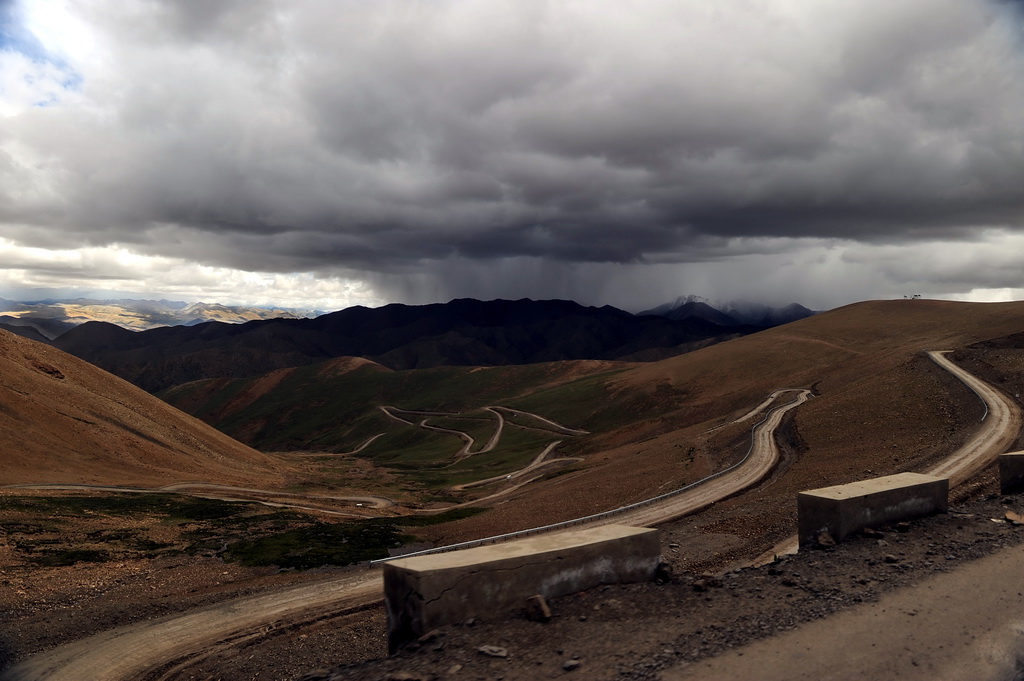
0;329;289;487
429;299;1024;548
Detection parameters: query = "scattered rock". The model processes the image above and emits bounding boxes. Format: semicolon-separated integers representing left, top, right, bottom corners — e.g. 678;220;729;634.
655;562;673;584
700;572;722;587
563;659;582;671
31;361;65;379
884;554;900;564
297;671;332;681
895;522;911;533
446;664;463;675
526;594;552;622
385;673;423;681
416;629;441;645
478;645;509;658
815;531;836;548
692;574;723;592
862;528;885;538
1006;511;1024;526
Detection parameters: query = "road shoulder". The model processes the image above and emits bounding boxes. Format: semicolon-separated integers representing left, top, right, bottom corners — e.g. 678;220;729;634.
668;541;1024;681
313;489;1024;681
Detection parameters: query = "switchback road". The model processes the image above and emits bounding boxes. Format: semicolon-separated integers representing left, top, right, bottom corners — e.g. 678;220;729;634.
609;389;810;527
924;350;1022;485
753;350;1023;564
0;390;810;681
13;352;1012;681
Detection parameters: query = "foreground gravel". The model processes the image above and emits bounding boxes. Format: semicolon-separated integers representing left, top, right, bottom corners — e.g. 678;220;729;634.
307;489;1024;681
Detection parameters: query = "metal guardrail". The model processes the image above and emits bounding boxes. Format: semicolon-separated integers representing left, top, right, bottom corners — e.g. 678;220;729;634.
370;390;807;565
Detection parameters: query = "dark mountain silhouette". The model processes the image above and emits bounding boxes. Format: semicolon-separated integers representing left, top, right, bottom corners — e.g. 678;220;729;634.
0;314;77;340
721;301;817;326
637;300;743;326
639;296;817;328
52;298;759;392
0;321;51;343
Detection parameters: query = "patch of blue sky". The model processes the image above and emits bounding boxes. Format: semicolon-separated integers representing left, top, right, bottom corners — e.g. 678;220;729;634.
1;0;45;58
1;0;82;106
992;0;1024;53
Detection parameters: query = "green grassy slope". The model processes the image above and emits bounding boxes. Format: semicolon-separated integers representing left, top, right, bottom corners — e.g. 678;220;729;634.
160;359;676;491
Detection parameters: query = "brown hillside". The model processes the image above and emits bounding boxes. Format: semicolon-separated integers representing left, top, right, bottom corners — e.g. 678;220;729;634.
0;329;289;487
435;300;1024;550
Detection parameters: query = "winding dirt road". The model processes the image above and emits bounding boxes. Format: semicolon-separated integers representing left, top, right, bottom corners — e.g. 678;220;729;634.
0;483;393;517
753;350;1023;564
608;389;810;527
293;433;386;457
490;406;590;435
9;353;1014;681
1;391;809;680
378;406;505;459
449;441;581;491
0;571;382;681
924;350;1022;484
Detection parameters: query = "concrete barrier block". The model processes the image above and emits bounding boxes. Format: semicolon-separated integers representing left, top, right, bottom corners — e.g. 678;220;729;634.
797;472;948;547
383;524;659;651
1000;452;1024;494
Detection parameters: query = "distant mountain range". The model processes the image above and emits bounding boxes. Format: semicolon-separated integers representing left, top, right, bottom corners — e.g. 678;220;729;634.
52;298;764;392
0;297;319;338
638;295;816;327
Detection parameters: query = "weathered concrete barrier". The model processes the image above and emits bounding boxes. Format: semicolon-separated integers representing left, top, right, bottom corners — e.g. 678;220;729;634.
1000;452;1024;494
383;524;659;651
797;472;948;547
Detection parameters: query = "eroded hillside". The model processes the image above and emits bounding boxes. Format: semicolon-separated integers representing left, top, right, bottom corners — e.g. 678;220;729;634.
0;329;290;487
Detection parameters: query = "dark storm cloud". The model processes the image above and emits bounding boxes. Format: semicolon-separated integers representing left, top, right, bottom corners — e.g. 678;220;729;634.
3;0;1024;303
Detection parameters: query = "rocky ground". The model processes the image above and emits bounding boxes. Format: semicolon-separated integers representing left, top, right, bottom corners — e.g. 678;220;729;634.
0;491;378;677
3;477;1021;681
303;480;1024;681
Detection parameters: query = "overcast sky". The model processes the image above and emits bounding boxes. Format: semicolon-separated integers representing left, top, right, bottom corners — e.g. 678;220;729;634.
1;0;1023;312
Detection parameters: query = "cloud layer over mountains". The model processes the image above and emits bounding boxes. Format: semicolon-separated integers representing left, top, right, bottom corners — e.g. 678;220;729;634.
2;0;1024;309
